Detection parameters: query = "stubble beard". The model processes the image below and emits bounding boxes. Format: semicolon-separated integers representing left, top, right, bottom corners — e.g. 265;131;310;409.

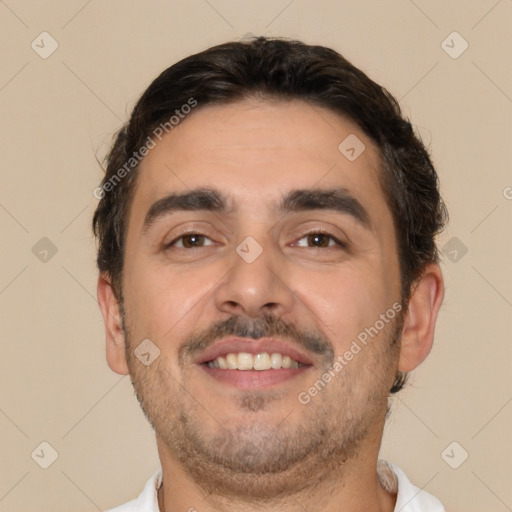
123;312;402;500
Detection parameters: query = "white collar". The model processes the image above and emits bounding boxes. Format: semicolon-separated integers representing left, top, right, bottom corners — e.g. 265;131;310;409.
109;459;445;512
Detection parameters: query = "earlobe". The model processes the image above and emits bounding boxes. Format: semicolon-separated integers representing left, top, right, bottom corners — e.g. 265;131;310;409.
97;274;130;375
398;263;445;372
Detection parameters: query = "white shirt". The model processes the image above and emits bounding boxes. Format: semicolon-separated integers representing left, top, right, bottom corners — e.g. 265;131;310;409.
105;459;445;512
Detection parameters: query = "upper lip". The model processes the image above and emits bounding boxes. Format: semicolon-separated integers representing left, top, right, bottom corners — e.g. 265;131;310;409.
194;337;314;366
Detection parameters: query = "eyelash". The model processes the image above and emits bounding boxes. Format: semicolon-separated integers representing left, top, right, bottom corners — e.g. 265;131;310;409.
164;230;346;250
295;230;346;249
164;232;214;249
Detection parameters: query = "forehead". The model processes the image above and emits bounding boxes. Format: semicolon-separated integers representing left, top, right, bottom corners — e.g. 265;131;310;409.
128;98;393;234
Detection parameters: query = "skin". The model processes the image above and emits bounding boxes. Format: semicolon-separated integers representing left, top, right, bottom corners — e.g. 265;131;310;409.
98;98;444;512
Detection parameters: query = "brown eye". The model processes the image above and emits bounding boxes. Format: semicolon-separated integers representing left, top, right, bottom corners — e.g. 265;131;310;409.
167;234;214;249
307;233;331;247
183;234;205;248
296;232;343;248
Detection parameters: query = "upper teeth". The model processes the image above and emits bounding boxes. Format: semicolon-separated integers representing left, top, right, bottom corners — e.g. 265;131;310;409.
207;352;301;370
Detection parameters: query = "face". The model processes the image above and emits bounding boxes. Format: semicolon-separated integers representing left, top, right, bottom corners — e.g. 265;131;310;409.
118;99;404;496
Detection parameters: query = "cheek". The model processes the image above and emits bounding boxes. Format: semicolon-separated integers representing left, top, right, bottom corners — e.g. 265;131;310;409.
122;255;222;338
292;264;392;347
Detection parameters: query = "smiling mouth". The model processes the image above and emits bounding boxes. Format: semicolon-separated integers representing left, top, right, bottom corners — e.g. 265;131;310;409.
204;352;309;370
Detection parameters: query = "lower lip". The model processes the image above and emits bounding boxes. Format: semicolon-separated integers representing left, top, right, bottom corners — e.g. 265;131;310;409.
200;364;310;389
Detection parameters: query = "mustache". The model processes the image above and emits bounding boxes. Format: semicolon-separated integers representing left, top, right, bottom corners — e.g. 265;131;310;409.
178;314;334;365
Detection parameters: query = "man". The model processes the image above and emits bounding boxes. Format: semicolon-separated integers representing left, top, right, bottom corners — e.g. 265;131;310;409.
94;36;447;512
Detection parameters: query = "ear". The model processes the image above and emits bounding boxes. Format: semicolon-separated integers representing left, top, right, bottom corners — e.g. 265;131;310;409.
97;274;129;375
398;263;445;372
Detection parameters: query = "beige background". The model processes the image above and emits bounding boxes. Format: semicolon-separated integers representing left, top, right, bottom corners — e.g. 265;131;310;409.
1;0;511;511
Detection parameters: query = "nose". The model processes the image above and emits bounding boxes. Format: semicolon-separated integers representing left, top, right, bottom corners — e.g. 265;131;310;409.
214;238;295;319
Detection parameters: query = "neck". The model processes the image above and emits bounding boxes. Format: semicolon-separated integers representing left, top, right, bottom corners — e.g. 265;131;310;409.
155;432;396;512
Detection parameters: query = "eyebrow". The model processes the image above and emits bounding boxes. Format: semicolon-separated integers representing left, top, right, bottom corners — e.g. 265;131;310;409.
142;188;228;233
279;188;372;230
142;186;372;233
